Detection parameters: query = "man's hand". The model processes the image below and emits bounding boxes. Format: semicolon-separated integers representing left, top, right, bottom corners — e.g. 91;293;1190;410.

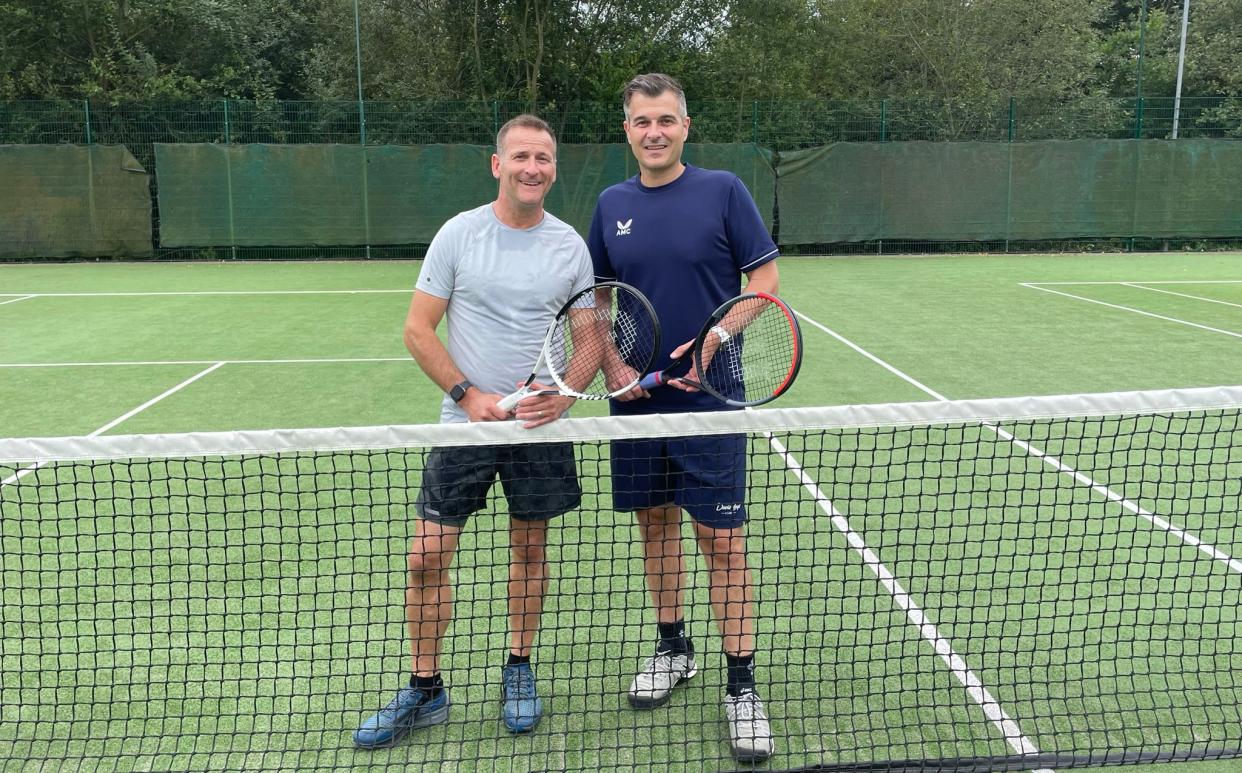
460;388;511;422
512;381;576;428
603;360;648;401
667;338;703;392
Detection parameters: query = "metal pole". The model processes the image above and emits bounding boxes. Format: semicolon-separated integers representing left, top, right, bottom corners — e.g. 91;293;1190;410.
1172;0;1191;138
353;0;371;258
83;99;92;144
353;0;366;145
1135;0;1148;106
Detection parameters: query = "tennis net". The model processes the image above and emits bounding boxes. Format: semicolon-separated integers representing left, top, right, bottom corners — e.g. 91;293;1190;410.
2;386;1241;772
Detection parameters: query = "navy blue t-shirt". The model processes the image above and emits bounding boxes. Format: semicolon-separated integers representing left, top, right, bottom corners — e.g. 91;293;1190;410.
588;164;779;414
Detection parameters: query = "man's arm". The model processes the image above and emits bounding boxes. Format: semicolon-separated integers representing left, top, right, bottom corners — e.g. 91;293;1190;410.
742;259;779;296
404;289;509;422
667;259;781;393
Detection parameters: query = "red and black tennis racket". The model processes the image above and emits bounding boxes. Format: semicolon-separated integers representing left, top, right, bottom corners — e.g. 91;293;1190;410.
638;292;802;407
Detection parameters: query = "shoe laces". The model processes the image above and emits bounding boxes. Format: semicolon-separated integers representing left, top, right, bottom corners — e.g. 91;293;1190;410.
504;665;537;700
644;651;683;674
382;687;427;717
728;691;766;722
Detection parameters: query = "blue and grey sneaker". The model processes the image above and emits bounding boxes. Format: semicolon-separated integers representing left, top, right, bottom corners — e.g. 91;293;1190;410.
353;686;450;748
501;663;543;733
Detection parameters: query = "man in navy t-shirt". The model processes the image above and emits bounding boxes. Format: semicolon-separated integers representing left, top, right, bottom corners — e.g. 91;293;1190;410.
587;73;779;763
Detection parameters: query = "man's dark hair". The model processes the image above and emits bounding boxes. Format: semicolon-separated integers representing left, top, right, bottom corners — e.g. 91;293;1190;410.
622;73;687;119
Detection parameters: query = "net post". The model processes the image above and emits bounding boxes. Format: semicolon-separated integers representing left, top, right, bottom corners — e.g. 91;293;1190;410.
1007;96;1016;142
222;98;230;144
82;99;92;145
751;100;759;145
880;98;888;142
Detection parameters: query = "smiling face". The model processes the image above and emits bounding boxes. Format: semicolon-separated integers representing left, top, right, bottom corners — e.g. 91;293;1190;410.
491;125;557;223
623;90;690;187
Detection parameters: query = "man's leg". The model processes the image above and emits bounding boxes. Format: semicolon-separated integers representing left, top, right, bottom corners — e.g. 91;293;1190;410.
693;520;772;763
507;518;550;656
498;440;579;733
353;518;461;749
691;522;753;659
407;519;464;676
501;518;551;733
636;504;686;625
628;504;699;708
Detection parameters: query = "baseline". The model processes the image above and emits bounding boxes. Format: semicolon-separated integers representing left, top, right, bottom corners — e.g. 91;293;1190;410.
1019;283;1242;339
2;362;225;487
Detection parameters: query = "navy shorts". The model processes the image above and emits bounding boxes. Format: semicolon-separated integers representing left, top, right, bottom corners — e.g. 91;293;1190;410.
415;443;581;527
610;434;748;529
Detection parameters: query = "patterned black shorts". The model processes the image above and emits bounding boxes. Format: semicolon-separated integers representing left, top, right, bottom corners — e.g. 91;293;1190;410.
414;442;581;527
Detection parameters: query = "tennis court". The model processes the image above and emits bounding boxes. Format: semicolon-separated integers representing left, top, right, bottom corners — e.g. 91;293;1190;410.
2;252;1240;772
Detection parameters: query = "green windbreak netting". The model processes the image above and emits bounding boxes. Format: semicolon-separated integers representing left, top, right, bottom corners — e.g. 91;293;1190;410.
0;145;152;259
155;143;775;247
777;139;1242;244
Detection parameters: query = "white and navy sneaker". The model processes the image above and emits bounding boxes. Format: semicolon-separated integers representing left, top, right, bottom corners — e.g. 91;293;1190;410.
724;689;774;762
627;649;698;708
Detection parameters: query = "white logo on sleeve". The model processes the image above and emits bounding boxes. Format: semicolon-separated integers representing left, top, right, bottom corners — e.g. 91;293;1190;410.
616;218;632;236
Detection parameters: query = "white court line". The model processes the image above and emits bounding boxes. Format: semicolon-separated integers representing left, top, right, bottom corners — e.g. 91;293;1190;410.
1019;283;1242;339
795;307;1242;578
768;432;1049;768
1027;280;1242;286
786;312;1050;763
1;362;225;487
1122;283;1242;310
0;357;408;368
793;307;1242;765
0;295;35;307
7;290;410;297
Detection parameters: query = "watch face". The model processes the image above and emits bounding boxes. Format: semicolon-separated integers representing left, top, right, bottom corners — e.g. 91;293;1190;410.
451;381;470;402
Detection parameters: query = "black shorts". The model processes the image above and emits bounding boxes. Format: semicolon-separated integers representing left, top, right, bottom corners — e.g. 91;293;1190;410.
414;443;581;527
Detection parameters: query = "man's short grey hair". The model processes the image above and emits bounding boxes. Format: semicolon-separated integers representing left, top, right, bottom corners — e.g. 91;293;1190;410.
622;73;687;119
496;114;556;156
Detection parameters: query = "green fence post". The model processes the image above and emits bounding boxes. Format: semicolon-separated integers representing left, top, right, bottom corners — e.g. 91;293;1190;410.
83;99;92;144
1134;97;1145;139
222;99;230;144
751;100;759;145
1007;97;1016;142
493;101;500;137
880;99;888;142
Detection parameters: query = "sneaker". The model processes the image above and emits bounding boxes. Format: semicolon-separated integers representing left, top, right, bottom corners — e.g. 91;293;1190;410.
353;686;450;748
501;663;543;733
724;690;774;762
627;650;698;709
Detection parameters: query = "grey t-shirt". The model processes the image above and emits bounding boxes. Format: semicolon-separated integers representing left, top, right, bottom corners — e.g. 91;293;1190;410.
416;203;594;423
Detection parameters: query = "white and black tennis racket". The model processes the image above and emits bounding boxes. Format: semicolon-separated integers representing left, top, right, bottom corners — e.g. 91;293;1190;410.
638;291;802;407
497;281;661;412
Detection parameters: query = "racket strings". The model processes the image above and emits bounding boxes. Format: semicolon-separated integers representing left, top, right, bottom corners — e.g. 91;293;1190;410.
701;299;798;403
550;288;658;398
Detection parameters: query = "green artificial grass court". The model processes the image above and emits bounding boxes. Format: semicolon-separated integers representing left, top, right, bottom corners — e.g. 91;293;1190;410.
1;252;1240;771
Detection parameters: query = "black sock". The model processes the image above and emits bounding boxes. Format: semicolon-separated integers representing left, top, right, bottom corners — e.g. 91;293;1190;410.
506;652;531;667
409;673;444;698
657;620;692;655
725;653;756;697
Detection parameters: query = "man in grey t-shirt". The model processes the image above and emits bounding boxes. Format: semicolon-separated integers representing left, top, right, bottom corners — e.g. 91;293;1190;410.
353;115;593;748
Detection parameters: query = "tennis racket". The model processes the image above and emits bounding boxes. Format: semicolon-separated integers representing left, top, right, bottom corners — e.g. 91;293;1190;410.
638;291;802;407
497;281;661;412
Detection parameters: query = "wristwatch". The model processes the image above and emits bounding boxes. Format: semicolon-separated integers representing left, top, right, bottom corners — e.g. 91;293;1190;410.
449;379;473;403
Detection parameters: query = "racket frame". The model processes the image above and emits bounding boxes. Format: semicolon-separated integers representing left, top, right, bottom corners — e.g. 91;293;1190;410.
497;281;659;411
648;291;803;408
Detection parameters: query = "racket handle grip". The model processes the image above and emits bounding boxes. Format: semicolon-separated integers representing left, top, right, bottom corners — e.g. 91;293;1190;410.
638;372;663;391
496;391;522;412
